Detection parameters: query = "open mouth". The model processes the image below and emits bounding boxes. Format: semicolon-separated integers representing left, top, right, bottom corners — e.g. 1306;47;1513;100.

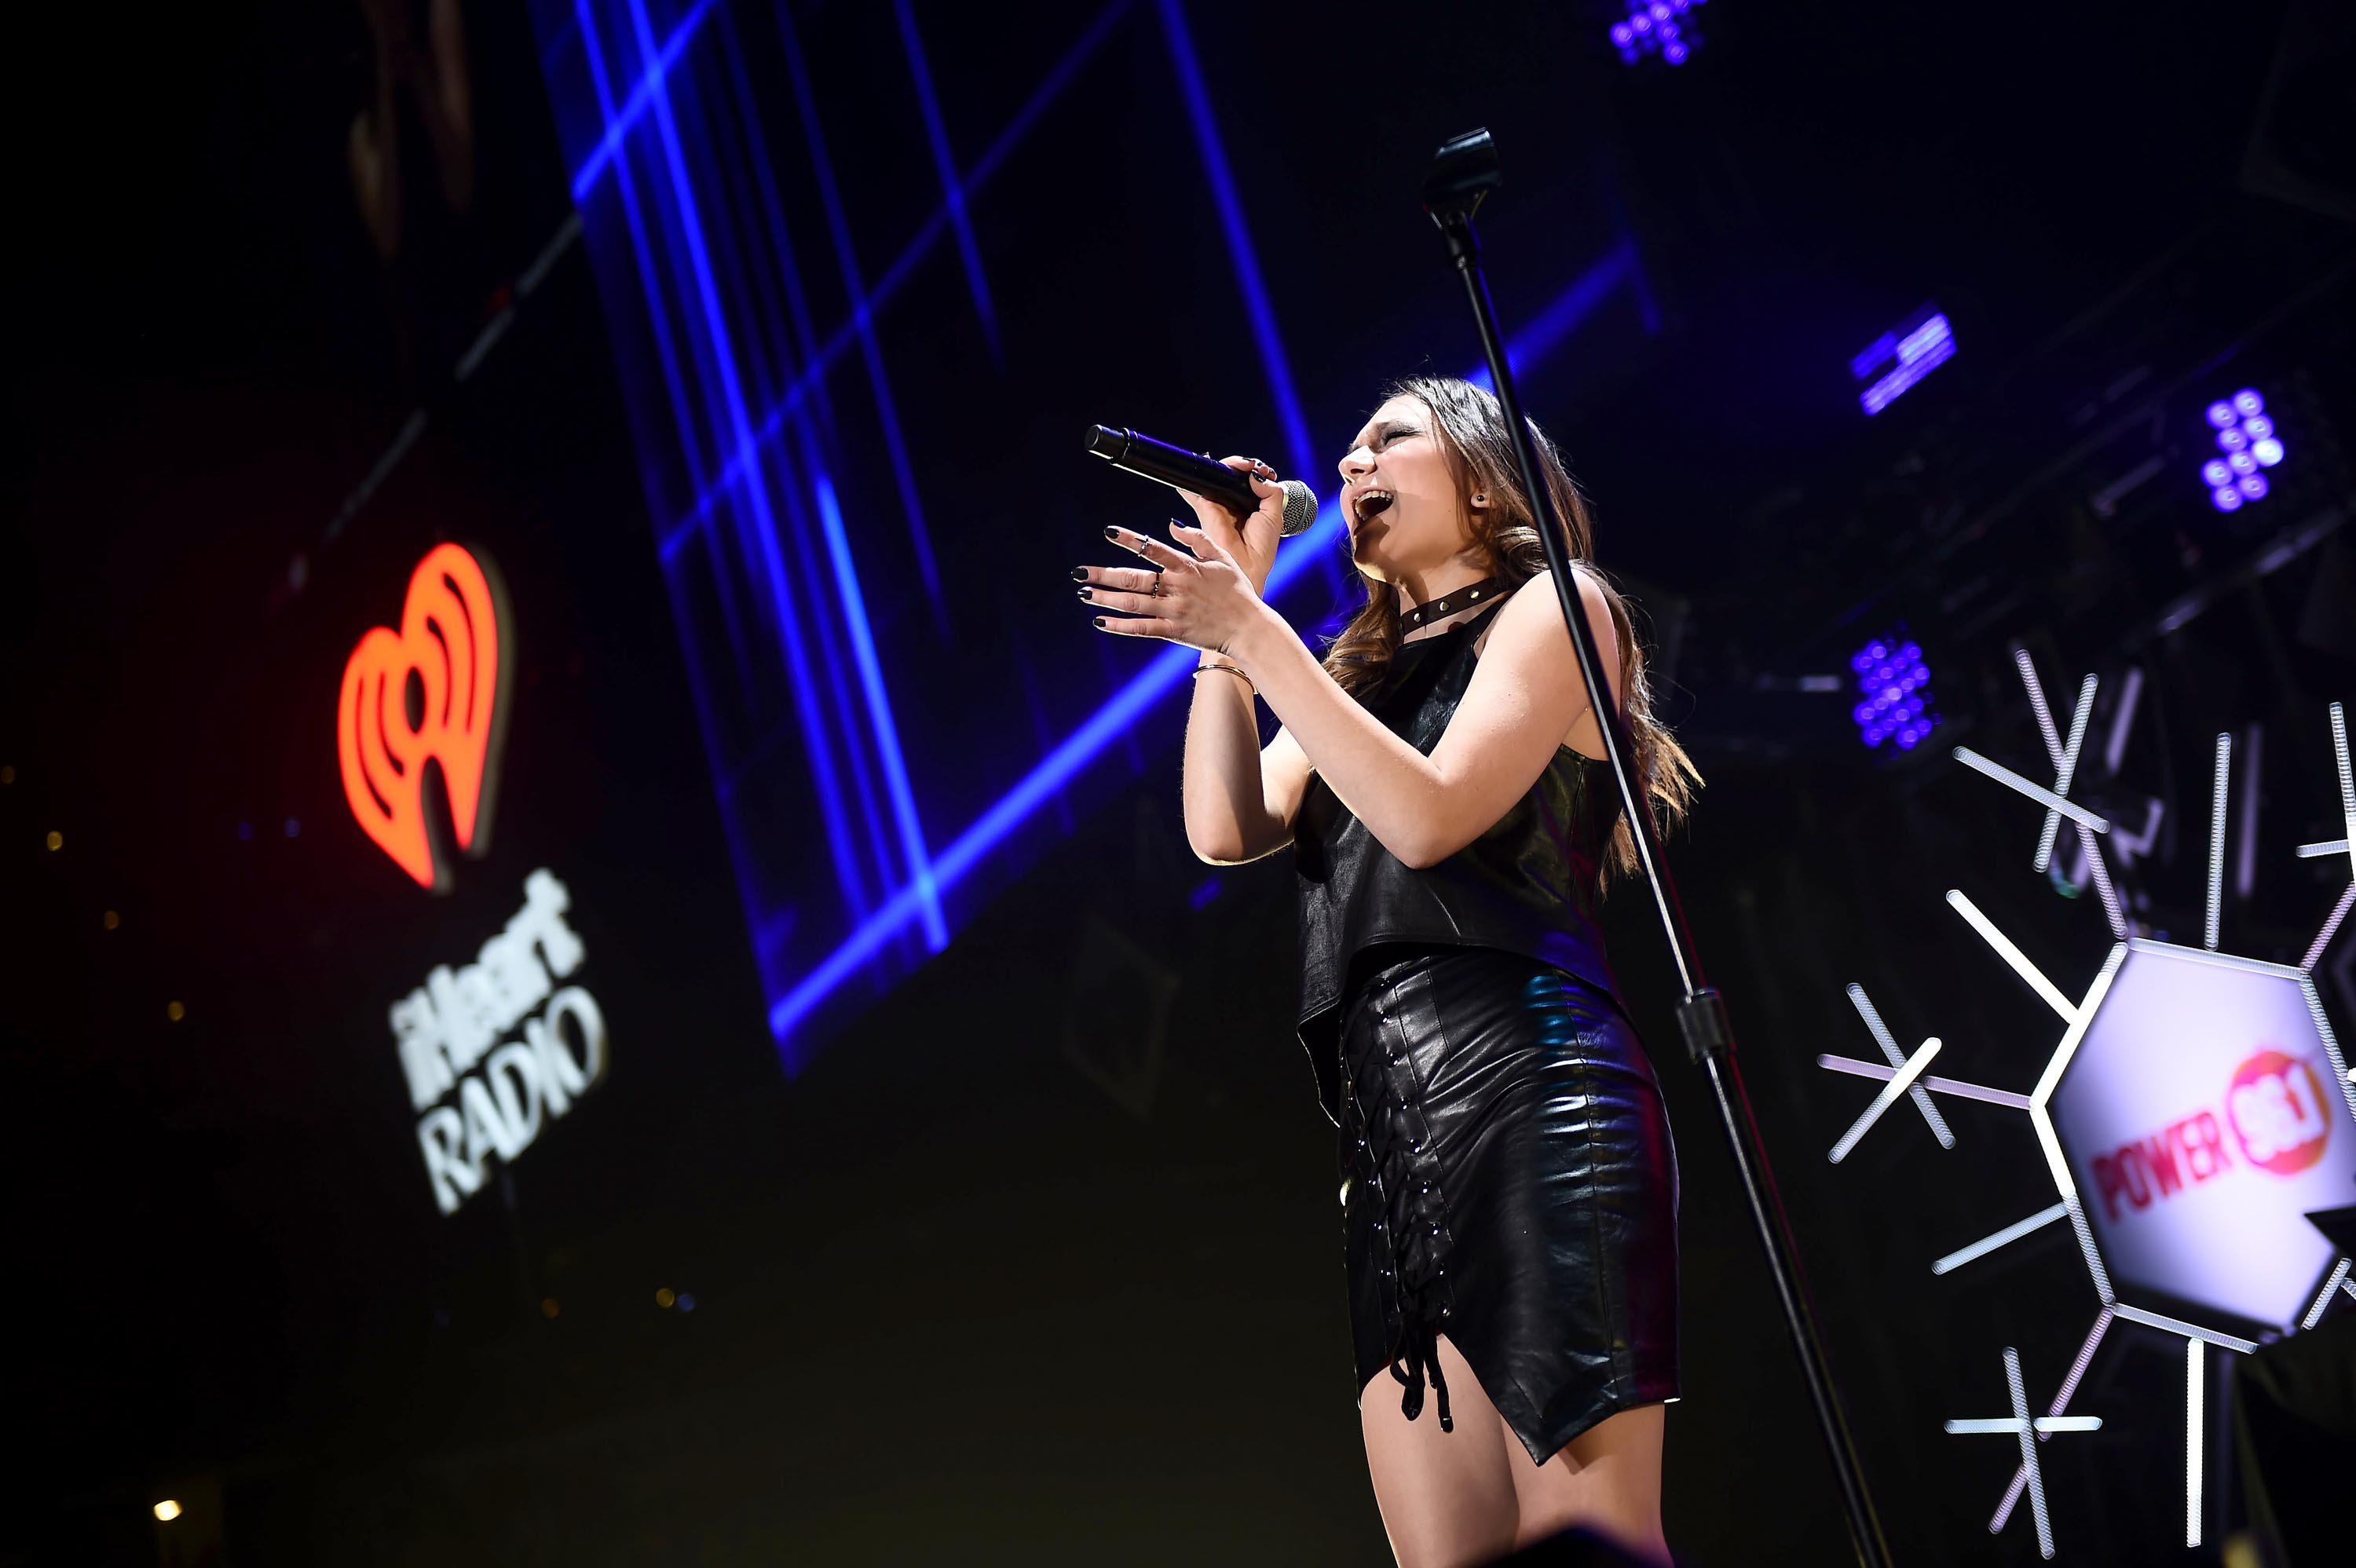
1352;488;1394;527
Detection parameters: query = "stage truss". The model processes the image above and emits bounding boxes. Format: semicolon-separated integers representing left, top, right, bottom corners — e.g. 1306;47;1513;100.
1818;652;2356;1559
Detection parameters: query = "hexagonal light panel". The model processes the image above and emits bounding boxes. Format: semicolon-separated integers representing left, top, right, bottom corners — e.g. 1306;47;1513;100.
2035;940;2355;1339
1815;664;2356;1556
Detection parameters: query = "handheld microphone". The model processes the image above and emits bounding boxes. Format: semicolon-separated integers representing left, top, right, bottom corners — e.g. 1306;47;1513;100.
1085;425;1321;537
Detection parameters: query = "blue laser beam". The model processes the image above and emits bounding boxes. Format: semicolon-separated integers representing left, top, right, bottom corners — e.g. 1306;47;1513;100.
655;0;1135;565
1158;0;1312;489
770;635;1204;1038
654;47;895;883
815;474;949;950
712;0;840;443
620;0;895;923
760;438;905;913
769;499;1353;1042
570;3;759;736
575;0;871;919
895;0;1001;360
569;0;721;203
679;42;909;923
773;0;947;612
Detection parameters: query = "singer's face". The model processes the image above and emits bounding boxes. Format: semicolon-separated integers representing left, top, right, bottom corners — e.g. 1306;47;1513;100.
1337;395;1472;584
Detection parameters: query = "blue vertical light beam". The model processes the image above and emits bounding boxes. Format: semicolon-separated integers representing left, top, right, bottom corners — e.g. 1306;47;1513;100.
770;635;1205;1038
894;0;1001;361
814;476;948;950
654;0;1135;562
1157;0;1314;489
658;44;887;868
573;0;870;920
570;0;796;949
771;0;948;614
712;2;840;442
569;0;721;201
617;0;890;916
759;440;905;910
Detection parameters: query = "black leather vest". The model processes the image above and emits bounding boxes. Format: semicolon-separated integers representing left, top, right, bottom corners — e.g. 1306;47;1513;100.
1293;600;1626;1122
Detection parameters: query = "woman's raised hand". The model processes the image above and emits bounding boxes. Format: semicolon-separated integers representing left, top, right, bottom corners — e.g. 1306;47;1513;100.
1071;455;1288;659
1180;456;1286;598
1075;514;1282;663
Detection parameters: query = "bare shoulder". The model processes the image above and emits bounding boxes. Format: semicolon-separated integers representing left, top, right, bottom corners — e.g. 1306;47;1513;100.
1472;567;1616;659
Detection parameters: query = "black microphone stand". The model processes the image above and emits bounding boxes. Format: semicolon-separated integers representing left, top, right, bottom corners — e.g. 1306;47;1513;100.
1421;129;1894;1568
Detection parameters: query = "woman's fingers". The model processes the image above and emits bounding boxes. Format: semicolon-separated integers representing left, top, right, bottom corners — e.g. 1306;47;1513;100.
1104;525;1193;570
1172;485;1224;530
1171;521;1239;570
1072;564;1159;594
1076;585;1165;616
1219;455;1282;510
1090;612;1180;639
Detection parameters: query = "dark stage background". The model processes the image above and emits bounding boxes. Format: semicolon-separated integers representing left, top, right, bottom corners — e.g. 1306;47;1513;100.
6;1;2354;1563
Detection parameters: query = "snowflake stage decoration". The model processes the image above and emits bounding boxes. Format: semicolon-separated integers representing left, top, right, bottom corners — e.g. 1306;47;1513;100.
1818;652;2356;1559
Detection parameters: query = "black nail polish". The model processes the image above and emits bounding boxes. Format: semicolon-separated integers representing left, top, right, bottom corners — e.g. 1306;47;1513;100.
1076;587;1092;601
1092;616;1107;629
1070;566;1087;580
1103;525;1119;540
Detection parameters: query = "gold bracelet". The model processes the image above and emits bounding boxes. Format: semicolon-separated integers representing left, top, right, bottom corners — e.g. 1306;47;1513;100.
1192;662;1257;698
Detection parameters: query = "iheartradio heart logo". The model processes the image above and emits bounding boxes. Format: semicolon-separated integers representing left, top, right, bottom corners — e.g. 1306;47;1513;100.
337;544;513;890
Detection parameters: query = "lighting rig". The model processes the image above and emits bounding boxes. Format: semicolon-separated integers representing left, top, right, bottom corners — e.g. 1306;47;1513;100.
1608;0;1709;68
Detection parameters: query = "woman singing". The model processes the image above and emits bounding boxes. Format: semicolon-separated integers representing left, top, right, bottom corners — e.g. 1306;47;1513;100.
1076;377;1696;1566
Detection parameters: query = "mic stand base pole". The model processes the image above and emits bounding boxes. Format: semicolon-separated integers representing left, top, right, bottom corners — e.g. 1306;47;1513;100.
1430;202;1894;1568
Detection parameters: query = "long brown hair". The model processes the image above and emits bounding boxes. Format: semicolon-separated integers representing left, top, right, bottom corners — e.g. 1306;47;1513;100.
1321;375;1698;882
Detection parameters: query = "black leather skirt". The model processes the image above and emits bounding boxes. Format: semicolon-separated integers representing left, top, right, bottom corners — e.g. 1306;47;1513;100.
1337;943;1680;1467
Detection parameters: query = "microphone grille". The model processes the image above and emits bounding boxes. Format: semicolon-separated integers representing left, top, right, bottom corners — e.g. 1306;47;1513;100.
1278;480;1321;538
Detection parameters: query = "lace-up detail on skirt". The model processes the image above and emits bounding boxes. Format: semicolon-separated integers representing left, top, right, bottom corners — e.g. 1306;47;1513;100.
1343;996;1459;1432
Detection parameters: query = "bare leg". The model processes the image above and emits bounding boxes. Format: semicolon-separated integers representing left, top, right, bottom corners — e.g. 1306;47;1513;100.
1507;1404;1669;1565
1359;1335;1520;1568
1363;1335;1671;1568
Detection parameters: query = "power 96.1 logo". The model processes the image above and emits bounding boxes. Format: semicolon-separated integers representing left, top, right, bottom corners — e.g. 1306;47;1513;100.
2229;1048;2334;1176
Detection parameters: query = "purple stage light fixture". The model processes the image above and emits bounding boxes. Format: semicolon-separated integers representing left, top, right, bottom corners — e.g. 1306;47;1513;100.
1610;0;1707;65
1850;631;1941;751
1853;305;1956;415
2197;387;2285;512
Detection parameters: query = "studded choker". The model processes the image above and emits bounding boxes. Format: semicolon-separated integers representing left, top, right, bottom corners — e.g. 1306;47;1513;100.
1399;576;1508;633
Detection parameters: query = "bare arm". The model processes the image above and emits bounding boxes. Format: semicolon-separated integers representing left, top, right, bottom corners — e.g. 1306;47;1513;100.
1118;455;1303;864
1181;656;1312;862
1229;570;1622;869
